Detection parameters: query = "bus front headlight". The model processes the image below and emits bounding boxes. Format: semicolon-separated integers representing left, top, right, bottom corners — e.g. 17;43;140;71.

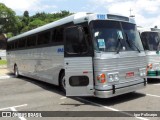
108;72;119;82
109;74;114;82
148;63;160;71
114;74;119;81
154;63;160;70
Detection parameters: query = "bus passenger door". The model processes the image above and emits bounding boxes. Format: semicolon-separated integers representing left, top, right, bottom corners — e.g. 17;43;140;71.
64;26;94;96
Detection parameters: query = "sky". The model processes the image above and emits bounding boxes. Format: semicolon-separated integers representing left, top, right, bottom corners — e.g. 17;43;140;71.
0;0;160;28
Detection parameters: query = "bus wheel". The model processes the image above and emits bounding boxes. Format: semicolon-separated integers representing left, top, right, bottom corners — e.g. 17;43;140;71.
14;65;19;78
60;72;66;93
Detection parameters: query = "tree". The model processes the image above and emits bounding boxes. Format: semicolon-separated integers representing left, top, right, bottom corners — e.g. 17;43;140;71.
0;3;19;35
28;19;46;30
22;10;30;27
26;11;72;31
0;33;7;49
31;12;47;21
0;3;73;37
23;11;29;18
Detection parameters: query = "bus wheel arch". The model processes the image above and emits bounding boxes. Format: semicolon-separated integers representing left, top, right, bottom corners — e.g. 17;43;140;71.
59;69;66;93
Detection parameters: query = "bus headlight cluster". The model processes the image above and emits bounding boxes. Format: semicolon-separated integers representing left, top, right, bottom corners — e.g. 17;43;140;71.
147;63;160;71
139;68;146;77
108;72;119;83
97;73;106;84
153;63;160;70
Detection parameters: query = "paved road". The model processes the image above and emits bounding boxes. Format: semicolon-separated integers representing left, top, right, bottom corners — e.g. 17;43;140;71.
0;75;160;120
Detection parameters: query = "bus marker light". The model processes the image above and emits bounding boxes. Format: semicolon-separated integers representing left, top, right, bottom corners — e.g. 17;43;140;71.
114;74;119;81
109;75;114;82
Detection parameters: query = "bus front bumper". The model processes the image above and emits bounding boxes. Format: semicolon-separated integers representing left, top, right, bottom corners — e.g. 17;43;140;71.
94;80;146;98
147;76;160;79
147;71;160;78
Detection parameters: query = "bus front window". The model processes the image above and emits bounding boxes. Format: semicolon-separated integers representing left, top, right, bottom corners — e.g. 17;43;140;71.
90;20;144;52
122;22;143;52
141;32;160;51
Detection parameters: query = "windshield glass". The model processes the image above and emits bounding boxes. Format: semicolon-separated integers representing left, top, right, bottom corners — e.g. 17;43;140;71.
90;20;144;52
141;32;160;51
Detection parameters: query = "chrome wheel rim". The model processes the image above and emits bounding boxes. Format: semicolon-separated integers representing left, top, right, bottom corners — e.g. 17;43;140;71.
62;76;66;90
15;67;18;77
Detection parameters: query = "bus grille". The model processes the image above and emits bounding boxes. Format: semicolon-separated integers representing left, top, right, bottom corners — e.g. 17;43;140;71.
94;56;147;72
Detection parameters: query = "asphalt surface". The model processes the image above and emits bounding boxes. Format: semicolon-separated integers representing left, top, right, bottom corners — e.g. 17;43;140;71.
0;74;160;120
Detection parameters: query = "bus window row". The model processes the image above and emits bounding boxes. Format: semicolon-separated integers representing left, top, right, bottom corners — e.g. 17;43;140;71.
7;28;64;50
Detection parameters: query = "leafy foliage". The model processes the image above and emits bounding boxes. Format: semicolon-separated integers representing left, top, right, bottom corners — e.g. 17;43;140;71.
20;10;72;33
28;19;46;30
0;3;19;35
0;60;7;65
0;2;73;38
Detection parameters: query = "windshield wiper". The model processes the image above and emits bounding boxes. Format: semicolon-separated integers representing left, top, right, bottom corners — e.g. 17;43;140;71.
125;33;141;53
116;38;123;54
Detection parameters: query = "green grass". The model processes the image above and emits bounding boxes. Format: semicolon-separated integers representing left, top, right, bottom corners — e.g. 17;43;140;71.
0;60;7;65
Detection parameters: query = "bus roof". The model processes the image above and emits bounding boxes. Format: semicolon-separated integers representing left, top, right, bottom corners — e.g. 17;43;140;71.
138;27;160;33
8;12;135;42
8;13;76;42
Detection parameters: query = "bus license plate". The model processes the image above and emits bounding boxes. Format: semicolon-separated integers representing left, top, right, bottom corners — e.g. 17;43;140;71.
126;72;134;78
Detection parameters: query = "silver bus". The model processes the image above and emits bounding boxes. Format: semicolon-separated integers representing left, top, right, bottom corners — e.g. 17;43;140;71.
7;13;147;98
139;28;160;78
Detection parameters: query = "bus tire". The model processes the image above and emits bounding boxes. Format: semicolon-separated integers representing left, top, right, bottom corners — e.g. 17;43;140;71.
60;72;66;94
14;65;19;78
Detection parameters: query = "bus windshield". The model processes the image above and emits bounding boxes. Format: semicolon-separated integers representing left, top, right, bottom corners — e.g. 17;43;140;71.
90;20;144;52
141;32;160;51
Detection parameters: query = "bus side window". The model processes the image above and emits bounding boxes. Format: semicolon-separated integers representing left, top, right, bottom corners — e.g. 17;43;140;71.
18;38;26;48
15;40;19;49
65;26;88;55
27;36;36;47
65;27;79;54
10;41;15;50
37;31;51;45
7;42;13;50
52;28;64;43
7;43;10;50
